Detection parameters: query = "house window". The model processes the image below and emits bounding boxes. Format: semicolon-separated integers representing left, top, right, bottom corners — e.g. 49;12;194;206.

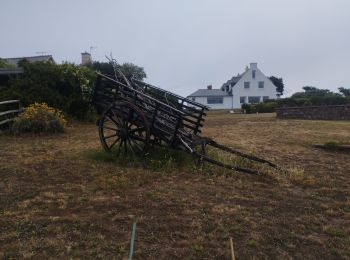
207;97;223;104
252;70;256;79
240;96;246;104
244;82;250;88
263;96;269;101
259;81;264;88
248;96;261;103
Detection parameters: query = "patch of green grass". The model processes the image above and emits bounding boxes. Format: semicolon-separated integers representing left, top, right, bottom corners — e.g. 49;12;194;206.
85;146;196;172
324;141;344;149
246;238;259;247
324;227;348;238
201;204;210;217
191;243;204;252
85;143;278;177
313;140;350;153
0;191;40;213
340;204;350;212
3;250;20;260
147;189;162;200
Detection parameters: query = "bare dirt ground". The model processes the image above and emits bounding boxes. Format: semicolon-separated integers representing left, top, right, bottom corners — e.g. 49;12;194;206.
1;112;349;259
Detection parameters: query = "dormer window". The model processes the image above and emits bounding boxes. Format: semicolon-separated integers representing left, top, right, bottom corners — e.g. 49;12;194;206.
252;70;256;79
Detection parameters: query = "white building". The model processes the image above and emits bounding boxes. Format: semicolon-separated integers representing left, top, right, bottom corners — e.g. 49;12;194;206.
187;63;278;109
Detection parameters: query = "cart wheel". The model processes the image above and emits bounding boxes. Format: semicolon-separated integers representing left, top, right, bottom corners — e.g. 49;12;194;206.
99;101;150;156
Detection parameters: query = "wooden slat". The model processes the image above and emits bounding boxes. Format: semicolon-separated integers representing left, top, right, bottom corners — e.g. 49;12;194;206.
132;79;209;110
0;100;20;106
97;73;186;116
0;118;14;126
0;109;21;117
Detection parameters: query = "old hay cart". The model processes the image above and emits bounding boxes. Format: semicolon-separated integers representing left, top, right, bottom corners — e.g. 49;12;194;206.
92;69;278;175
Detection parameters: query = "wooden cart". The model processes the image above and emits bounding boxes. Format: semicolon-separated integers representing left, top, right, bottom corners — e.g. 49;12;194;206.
92;71;277;175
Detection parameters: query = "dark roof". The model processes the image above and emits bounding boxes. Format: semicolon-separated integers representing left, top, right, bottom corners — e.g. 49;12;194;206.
221;70;249;89
188;89;229;97
4;55;54;66
0;67;24;75
222;76;240;88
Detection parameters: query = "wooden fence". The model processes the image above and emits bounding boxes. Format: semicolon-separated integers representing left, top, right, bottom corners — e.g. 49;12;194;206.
0;100;22;126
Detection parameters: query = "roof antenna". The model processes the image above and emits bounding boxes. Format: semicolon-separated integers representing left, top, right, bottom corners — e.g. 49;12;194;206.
36;51;51;56
89;46;97;61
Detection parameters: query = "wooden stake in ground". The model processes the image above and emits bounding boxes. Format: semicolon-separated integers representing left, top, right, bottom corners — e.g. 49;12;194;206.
229;237;236;260
128;222;137;260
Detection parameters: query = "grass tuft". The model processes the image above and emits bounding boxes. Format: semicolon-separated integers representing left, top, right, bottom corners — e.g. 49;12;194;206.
85;146;196;172
324;227;348;238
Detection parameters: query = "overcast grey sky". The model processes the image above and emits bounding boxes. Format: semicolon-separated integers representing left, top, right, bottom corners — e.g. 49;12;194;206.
1;0;350;96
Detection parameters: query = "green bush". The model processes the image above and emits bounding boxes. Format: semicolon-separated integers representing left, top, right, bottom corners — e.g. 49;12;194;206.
242;102;278;114
277;87;350;107
12;103;67;134
0;61;96;120
0;59;15;68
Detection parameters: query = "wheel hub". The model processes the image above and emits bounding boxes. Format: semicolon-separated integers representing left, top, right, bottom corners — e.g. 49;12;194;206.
119;128;129;139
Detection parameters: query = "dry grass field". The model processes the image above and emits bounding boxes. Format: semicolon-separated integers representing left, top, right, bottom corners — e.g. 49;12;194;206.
1;112;349;259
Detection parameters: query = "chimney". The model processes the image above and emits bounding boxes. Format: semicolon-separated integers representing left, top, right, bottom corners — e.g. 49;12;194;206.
250;62;258;70
81;52;92;66
207;85;212;90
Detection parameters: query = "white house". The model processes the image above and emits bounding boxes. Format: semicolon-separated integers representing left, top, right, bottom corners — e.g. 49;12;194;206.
187;63;278;109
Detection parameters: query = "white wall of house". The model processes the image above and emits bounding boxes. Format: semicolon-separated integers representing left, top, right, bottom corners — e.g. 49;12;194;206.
192;96;232;109
229;63;278;109
188;63;278;109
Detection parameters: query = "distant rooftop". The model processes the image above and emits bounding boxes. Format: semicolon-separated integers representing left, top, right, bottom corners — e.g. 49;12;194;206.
188;89;229;97
0;67;24;75
3;55;54;67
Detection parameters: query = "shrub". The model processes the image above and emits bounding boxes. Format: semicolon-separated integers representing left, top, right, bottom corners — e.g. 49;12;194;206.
242;102;278;114
277;87;350;107
12;102;67;134
0;61;96;120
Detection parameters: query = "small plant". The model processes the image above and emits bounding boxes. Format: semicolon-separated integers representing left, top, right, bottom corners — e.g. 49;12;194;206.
313;141;350;152
323;141;343;149
12;102;67;134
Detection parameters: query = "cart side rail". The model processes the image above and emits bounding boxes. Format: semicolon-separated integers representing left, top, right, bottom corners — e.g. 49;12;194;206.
96;73;188;115
132;78;209;110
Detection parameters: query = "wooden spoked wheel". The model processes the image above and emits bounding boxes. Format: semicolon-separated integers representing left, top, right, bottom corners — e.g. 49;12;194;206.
99;101;150;155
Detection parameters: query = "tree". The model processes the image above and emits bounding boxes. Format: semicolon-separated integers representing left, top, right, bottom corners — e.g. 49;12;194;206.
119;62;147;81
0;58;14;68
279;86;347;106
90;61;147;81
269;76;284;96
302;86;318;92
339;87;350;97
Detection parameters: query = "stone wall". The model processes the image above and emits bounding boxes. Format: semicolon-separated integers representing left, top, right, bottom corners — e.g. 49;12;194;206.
276;105;350;120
